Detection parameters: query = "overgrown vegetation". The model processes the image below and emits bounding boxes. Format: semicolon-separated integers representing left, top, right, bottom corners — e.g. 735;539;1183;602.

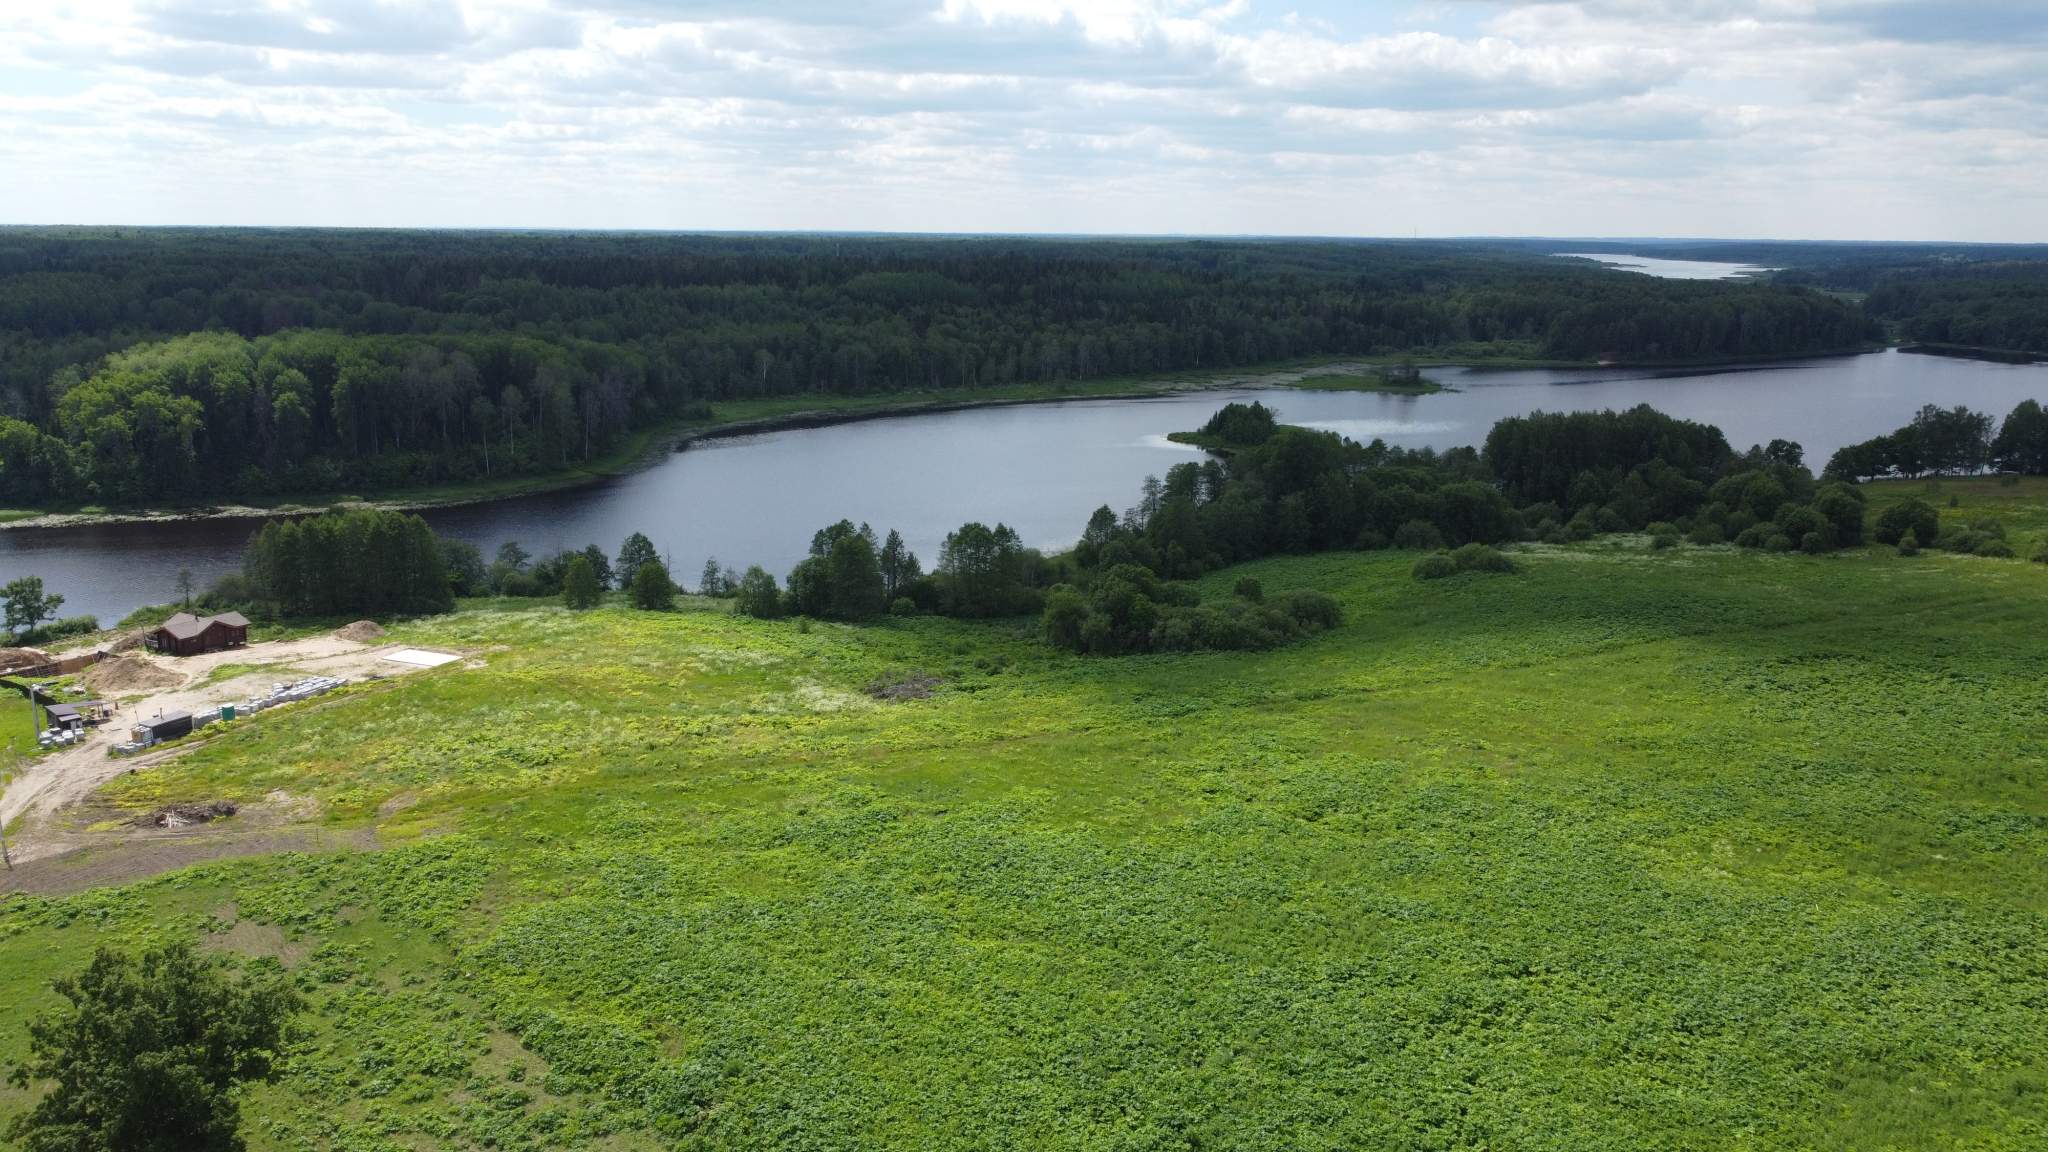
2;538;2044;1148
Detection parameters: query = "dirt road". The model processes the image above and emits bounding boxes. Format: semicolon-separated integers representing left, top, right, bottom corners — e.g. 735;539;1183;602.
2;634;453;865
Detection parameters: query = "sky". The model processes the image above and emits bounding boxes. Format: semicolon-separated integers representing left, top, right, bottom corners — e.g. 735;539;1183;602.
1;1;2043;240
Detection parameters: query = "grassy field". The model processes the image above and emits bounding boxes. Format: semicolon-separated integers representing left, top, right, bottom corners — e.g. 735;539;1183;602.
1;537;2045;1150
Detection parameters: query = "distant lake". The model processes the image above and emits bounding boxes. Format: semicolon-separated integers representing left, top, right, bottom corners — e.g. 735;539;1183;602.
4;349;2043;627
1556;253;1776;280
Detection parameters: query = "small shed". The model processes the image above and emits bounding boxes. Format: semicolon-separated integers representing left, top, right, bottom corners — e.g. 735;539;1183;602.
133;711;194;745
149;612;250;657
46;699;112;730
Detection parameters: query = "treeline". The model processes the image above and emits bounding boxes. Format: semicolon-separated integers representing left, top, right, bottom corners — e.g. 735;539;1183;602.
1825;400;2048;481
1865;266;2048;355
0;230;1876;505
0;329;652;504
241;510;453;618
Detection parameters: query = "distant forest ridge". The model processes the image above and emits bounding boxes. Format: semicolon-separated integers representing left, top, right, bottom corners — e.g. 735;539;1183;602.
0;230;2021;507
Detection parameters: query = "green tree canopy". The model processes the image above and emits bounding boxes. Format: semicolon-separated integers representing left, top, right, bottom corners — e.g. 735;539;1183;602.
628;558;675;610
561;554;600;609
7;940;300;1152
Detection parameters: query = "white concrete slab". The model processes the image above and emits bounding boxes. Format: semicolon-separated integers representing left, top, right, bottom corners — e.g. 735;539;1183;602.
384;648;460;668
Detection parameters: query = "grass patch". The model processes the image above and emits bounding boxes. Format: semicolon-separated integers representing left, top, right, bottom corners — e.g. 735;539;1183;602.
1;692;41;758
3;545;2045;1148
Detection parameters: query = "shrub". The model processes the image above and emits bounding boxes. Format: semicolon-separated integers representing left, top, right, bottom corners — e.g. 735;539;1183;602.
1412;553;1459;581
1733;526;1767;549
1520;502;1563;532
1594;506;1627;533
1233;577;1264;603
1450;543;1517;573
889;596;917;617
1274;589;1342;631
1975;540;2016;559
1764;533;1796;553
1969;518;2007;540
1687;522;1725;546
1393;520;1445;551
1801;531;1833;555
2031;539;2048;563
1355;529;1389;551
1897;536;1920;557
1934;528;1983;554
1874;498;1940;546
1650;532;1678;550
18;615;99;646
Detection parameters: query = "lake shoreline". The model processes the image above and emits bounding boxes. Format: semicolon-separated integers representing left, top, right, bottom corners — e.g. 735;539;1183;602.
0;346;1880;532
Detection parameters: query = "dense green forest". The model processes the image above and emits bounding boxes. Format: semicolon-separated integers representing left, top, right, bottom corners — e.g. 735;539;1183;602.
0;229;1879;506
1864;266;2048;354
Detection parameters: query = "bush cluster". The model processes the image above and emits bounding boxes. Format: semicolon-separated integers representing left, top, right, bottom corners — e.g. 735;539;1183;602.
1414;544;1518;581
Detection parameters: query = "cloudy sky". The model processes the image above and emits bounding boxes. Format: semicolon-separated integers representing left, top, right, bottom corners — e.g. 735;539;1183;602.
2;1;2043;239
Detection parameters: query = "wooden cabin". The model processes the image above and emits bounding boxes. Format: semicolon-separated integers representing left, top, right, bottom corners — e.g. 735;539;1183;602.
148;612;250;657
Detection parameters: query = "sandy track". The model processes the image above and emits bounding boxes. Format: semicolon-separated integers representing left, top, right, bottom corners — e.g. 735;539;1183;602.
2;635;450;865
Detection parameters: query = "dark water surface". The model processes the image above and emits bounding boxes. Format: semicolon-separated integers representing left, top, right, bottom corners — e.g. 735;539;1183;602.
5;349;2043;626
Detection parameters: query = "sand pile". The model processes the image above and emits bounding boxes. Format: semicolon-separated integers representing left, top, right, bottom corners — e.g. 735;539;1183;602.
0;647;51;671
105;630;149;654
82;655;186;693
334;620;386;644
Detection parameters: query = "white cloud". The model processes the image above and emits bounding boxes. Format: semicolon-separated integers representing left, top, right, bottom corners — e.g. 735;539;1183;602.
0;0;2040;237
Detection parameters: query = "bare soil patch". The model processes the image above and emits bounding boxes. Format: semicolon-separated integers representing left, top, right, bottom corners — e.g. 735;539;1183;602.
0;824;378;898
136;800;239;828
866;671;944;701
207;919;309;966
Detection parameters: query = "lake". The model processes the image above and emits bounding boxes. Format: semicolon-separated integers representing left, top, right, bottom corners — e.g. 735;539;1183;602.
1556;252;1775;280
3;349;2043;627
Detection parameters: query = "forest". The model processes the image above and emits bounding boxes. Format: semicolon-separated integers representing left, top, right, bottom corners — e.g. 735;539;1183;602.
0;229;1879;506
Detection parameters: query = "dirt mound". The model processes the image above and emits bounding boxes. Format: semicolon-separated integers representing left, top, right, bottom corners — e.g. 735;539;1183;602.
137;801;238;829
81;655;185;693
334;620;386;643
0;647;50;671
105;630;149;654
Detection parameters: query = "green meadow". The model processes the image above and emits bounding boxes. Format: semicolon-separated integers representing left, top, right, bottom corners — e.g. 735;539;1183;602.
2;533;2045;1150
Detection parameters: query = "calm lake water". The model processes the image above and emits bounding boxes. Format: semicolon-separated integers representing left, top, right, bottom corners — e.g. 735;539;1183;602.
1556;252;1775;280
4;349;2044;626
